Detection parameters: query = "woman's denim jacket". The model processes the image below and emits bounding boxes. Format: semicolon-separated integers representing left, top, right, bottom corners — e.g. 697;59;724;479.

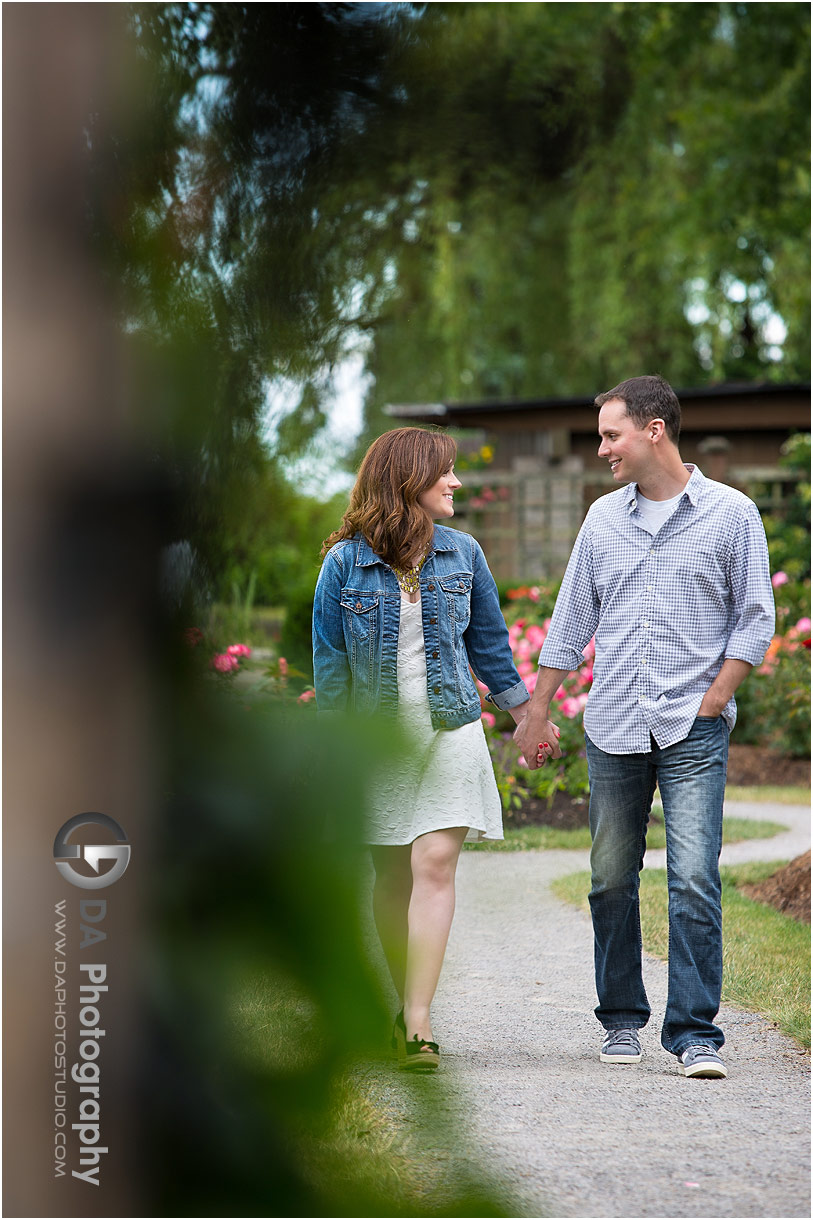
312;525;529;729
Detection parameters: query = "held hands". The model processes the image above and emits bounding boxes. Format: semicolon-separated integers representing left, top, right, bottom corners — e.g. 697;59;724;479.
513;716;562;770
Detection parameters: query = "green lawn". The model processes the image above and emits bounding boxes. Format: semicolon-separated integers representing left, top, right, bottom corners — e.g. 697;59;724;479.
552;863;811;1049
229;974;508;1216
466;809;788;853
725;784;810;805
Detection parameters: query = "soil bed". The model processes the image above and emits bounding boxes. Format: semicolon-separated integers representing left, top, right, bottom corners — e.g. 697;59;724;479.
742;851;811;924
726;743;810;788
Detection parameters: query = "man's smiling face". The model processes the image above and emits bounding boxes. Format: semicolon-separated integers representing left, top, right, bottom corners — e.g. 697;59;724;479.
597;398;655;486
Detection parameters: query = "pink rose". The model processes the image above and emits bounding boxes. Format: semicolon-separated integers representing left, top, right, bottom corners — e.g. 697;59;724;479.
297;689;316;703
211;653;239;673
227;643;251;658
278;657;288;676
525;625;546;651
183;627;204;647
771;571;789;588
481;712;496;728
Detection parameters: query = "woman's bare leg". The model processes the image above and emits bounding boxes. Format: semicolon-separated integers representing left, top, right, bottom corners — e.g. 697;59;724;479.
403;826;468;1042
369;843;413;1001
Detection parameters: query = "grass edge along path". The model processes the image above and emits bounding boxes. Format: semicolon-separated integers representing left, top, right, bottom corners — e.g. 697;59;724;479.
466;812;789;853
552;863;811;1050
230;974;510;1217
726;784;810;805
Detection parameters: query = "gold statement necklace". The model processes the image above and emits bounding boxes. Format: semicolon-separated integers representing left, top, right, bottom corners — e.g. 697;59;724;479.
391;553;428;595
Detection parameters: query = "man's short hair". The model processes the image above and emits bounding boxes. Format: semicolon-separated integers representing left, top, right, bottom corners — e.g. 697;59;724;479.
595;375;681;443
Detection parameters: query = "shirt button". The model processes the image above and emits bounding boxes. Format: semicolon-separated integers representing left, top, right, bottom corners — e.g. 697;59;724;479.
437;719;446;727
433;685;441;694
355;601;362;610
430;617;437;624
432;650;439;659
427;583;435;591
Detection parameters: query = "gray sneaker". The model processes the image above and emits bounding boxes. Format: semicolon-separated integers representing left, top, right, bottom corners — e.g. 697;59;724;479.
600;1028;642;1063
679;1044;728;1078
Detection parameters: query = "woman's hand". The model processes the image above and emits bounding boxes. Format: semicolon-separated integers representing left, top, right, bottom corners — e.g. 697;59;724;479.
514;717;562;769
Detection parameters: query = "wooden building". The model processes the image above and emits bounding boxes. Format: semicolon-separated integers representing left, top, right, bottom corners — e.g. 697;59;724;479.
386;382;810;582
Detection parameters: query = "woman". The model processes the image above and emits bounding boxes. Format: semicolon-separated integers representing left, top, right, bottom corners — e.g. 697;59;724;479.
312;427;530;1070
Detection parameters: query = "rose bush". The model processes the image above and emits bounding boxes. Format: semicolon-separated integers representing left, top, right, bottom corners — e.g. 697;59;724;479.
476;584;593;811
735;575;811;756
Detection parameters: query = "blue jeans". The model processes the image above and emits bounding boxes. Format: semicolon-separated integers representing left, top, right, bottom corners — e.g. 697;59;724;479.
585;716;729;1057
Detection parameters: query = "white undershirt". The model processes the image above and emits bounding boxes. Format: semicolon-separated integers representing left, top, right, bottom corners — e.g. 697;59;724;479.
635;489;685;535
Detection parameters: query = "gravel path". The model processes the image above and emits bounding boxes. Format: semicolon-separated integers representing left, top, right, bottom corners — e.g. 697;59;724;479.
361;803;810;1218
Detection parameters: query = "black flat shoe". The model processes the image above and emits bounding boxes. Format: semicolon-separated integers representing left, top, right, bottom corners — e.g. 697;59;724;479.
391;1009;406;1060
401;1033;439;1072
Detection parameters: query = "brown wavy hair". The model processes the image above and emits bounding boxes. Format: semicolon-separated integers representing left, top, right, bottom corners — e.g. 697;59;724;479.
321;427;457;568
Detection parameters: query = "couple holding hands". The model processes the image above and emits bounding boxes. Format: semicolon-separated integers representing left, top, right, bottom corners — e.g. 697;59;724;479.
312;375;774;1081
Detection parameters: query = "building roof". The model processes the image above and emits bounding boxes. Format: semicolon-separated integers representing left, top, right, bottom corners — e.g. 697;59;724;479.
385;382;810;433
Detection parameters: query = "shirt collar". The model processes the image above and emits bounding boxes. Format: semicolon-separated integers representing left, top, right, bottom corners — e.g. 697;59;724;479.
624;463;705;513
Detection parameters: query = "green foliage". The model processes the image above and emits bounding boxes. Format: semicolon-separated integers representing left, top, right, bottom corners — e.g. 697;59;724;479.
232;975;510;1216
218;465;344;609
481;583;592;809
206;602;285;650
152;680;508;1215
735;575;811;756
359;2;810;438
280;581;319;681
735;639;811;757
761;433;812;582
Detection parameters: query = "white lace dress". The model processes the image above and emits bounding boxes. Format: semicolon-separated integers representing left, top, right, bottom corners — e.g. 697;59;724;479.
366;595;504;845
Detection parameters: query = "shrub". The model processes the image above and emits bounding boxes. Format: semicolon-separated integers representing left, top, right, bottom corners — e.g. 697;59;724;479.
760;433;811;583
478;584;593;807
735;593;811;757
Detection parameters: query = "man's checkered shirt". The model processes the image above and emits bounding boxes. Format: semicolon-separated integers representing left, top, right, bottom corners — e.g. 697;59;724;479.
538;465;775;753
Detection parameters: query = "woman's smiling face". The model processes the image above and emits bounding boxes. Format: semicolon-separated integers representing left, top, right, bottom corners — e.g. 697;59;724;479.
418;465;462;519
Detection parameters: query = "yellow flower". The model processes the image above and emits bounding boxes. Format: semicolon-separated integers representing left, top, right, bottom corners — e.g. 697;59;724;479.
480;445;494;462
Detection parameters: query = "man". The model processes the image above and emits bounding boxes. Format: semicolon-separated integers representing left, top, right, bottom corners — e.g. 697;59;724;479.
515;375;774;1079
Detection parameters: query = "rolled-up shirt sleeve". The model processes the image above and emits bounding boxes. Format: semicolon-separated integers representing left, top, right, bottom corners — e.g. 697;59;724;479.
725;502;775;665
537;516;600;673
